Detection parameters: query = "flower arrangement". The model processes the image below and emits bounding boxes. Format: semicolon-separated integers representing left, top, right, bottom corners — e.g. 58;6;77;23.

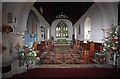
17;45;40;66
102;26;120;62
103;27;120;53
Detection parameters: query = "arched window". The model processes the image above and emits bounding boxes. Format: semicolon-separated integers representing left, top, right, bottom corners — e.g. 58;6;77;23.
84;17;91;40
56;20;68;38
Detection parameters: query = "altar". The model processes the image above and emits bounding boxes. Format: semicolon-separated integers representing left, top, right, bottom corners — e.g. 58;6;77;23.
56;39;68;44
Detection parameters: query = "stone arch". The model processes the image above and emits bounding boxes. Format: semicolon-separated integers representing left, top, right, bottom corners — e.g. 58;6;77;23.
51;19;73;40
16;2;34;34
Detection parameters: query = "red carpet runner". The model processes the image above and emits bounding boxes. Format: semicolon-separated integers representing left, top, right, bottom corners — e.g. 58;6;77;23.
40;46;94;64
9;68;120;79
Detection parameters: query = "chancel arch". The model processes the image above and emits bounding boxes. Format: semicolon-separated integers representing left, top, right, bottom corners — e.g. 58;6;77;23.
51;19;73;41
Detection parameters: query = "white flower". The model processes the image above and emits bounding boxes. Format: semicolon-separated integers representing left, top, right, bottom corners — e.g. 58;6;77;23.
104;43;107;46
30;49;32;51
28;47;31;48
114;36;118;39
36;57;40;60
112;46;116;50
33;51;36;54
110;32;112;34
22;53;24;56
103;48;106;51
33;51;37;56
108;45;110;47
34;53;37;56
115;31;117;34
113;35;115;37
25;45;28;47
29;52;32;55
116;41;118;43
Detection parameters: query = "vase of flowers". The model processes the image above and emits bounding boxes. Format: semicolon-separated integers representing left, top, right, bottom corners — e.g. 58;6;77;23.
17;45;40;69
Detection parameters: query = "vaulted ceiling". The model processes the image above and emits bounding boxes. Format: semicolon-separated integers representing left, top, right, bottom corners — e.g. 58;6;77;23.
33;2;93;25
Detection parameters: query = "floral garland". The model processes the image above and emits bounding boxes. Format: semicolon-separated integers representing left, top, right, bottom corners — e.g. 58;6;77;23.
17;45;40;66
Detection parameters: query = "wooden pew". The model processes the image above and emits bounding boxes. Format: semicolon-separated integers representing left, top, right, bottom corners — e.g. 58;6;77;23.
37;40;54;53
89;41;95;58
37;41;45;52
81;41;95;58
94;43;103;52
70;39;75;48
80;41;95;64
73;40;81;53
81;50;89;64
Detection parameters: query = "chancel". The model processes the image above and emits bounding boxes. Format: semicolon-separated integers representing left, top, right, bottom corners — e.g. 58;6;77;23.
1;1;120;79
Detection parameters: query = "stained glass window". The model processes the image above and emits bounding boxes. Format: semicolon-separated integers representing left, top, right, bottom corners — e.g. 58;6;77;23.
56;20;68;38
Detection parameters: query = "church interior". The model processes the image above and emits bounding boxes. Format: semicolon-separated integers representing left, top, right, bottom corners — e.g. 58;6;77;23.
1;1;120;79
